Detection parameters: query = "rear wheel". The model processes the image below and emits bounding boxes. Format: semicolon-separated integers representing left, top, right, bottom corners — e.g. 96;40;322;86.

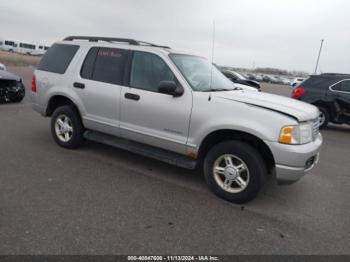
51;105;85;149
203;141;266;204
318;106;330;129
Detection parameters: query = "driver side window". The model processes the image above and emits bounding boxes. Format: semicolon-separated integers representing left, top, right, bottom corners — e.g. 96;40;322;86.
130;51;175;92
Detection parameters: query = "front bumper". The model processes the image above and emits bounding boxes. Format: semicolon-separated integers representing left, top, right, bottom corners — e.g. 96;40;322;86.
265;133;323;184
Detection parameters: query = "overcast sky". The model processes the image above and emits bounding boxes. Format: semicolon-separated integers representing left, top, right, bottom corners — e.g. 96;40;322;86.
1;0;349;73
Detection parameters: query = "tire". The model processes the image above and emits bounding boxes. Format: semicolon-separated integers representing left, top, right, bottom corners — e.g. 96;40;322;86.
51;105;85;149
203;141;266;204
318;106;330;129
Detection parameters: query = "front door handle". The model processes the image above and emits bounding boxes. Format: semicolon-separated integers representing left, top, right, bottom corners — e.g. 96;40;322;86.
73;82;85;89
125;93;140;101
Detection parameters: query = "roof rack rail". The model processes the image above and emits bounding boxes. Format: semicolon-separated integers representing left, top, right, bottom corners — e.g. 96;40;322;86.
138;41;171;49
64;36;140;45
63;36;171;49
321;73;350;76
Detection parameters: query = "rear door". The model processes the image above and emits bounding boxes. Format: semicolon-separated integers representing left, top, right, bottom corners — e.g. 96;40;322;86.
74;47;130;135
329;79;350;119
120;50;192;154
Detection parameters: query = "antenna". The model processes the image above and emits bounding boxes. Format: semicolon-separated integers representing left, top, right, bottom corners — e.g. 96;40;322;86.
314;39;324;74
209;20;216;100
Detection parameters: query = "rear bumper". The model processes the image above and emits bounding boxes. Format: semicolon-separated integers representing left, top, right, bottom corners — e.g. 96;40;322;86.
265;133;323;184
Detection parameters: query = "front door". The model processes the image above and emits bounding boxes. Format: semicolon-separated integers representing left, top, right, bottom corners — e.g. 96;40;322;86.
120;51;192;154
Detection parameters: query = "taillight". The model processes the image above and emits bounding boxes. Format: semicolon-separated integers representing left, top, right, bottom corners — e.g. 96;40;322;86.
31;74;37;92
292;87;305;99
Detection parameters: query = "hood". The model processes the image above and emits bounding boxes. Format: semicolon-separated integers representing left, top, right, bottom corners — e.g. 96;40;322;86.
0;70;20;81
214;90;319;122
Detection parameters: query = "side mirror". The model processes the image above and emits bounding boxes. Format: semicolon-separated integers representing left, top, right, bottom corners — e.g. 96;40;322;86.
158;80;183;97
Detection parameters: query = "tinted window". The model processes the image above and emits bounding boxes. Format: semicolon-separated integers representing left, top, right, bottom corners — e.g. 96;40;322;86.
302;77;333;89
333;80;350;92
37;44;79;74
130;51;175;92
332;81;343;91
81;47;128;85
5;41;14;46
81;47;99;79
341;80;350;92
20;43;35;49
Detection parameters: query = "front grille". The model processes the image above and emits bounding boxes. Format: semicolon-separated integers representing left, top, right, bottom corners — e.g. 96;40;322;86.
312;118;320;140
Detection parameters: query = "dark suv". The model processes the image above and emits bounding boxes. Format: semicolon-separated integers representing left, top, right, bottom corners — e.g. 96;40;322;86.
291;73;350;128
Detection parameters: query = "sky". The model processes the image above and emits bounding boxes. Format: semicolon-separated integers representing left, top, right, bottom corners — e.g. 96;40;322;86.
0;0;349;74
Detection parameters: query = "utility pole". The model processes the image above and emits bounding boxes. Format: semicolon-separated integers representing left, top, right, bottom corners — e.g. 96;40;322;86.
314;39;324;74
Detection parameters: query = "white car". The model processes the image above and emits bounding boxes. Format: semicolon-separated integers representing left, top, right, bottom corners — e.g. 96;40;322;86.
292;77;306;87
0;63;6;71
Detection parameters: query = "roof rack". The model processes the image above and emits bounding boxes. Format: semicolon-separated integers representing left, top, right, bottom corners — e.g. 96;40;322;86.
64;36;139;45
138;41;171;49
321;73;350;76
63;36;171;49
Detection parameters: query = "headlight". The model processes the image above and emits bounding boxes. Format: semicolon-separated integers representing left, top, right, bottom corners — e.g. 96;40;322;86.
279;122;313;145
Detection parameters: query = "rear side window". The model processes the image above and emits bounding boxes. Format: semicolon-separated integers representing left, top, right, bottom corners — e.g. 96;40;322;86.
37;43;79;74
81;47;129;85
332;80;350;92
301;77;333;89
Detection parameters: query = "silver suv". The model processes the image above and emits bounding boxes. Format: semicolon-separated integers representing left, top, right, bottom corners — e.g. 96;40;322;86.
31;36;322;203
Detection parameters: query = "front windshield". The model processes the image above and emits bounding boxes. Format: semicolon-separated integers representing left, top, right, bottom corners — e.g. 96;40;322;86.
169;54;236;92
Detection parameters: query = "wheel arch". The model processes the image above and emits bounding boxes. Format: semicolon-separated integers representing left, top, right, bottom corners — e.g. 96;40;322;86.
46;95;82;118
198;129;275;172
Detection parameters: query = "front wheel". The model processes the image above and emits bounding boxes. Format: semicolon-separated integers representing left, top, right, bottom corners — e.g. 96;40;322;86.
203;141;266;204
318;106;330;129
51;105;85;149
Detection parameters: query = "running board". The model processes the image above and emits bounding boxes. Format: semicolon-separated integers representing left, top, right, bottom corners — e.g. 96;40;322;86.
84;131;197;170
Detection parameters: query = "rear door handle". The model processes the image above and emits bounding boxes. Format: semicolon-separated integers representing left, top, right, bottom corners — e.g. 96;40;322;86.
125;93;140;101
73;82;85;89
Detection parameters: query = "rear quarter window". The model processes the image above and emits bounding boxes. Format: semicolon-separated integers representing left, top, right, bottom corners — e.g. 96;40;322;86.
80;47;129;85
301;77;333;90
37;43;79;74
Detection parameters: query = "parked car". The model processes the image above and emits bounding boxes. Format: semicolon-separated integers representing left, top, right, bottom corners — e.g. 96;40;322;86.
291;73;350;128
281;77;293;86
262;75;278;84
292;77;306;87
245;73;258;81
31;36;322;204
0;70;25;102
254;74;263;82
221;70;261;90
0;62;6;71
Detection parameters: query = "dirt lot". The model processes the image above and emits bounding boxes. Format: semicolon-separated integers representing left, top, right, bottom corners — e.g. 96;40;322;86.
0;66;349;255
0;51;40;67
